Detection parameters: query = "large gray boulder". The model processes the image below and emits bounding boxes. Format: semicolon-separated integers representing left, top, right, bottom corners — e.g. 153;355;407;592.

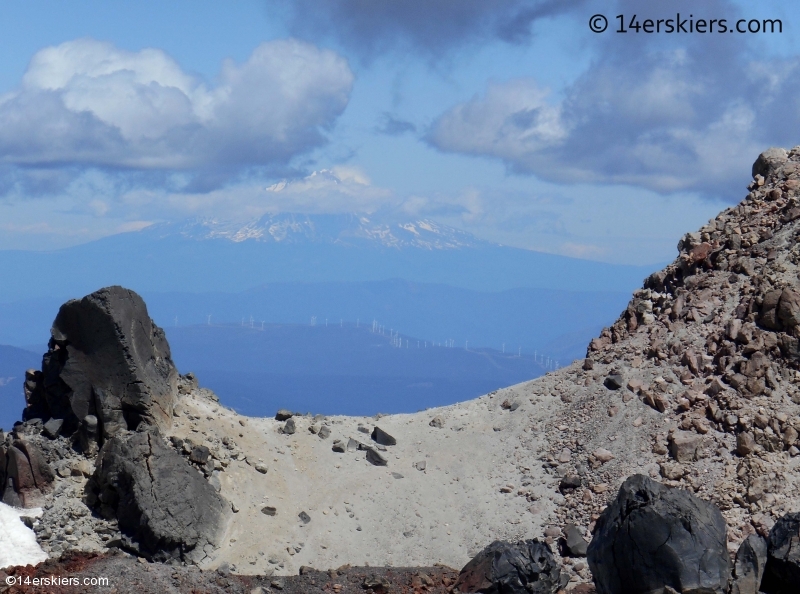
587;474;730;594
0;436;55;508
453;539;564;593
731;534;767;594
23;286;178;441
762;512;800;593
87;429;229;564
752;147;788;179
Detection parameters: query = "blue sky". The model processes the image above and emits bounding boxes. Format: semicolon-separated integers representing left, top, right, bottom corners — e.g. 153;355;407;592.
0;0;798;264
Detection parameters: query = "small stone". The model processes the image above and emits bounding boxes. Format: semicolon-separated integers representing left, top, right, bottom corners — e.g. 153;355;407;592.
414;460;426;471
737;432;756;457
332;440;346;453
366;447;388;466
544;526;561;538
429;416;444;428
659;462;685;480
632;417;643;427
318;425;331;439
371;426;397;446
275;409;293;421
593;448;614;463
261;506;277;516
282;418;296;435
668;431;702;462
255;463;269;474
189;445;211;465
564;524;589;557
604;374;624;390
43;418;63;439
298;511;311;524
559;475;582;492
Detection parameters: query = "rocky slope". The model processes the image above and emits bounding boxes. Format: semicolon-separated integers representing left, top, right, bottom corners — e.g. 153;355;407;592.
5;146;800;592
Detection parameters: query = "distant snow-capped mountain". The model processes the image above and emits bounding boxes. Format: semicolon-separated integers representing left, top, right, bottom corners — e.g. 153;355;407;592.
143;213;492;250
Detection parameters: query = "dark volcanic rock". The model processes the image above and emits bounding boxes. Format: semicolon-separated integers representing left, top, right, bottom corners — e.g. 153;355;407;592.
42;417;63;439
587;474;730;594
603;374;624;390
454;539;563;593
562;525;588;558
371;426;397;446
731;534;767;594
275;409;294;421
23;286;178;440
762;512;800;593
0;437;54;507
559;475;581;493
365;447;388;466
88;429;229;564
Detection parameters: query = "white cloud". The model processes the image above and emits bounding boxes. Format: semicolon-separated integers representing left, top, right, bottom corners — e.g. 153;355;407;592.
0;38;354;183
427;0;800;198
429;79;565;159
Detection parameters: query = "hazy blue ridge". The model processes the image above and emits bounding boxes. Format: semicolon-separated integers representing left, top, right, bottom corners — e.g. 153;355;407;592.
0;345;39;430
0;280;630;360
164;324;549;418
0;227;661;304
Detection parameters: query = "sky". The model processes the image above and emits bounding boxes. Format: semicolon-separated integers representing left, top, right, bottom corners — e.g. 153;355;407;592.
0;0;799;264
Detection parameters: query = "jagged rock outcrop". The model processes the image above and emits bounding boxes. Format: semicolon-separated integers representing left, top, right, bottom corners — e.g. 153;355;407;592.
761;512;800;593
23;286;178;442
537;145;800;564
87;428;229;564
0;434;54;507
454;539;564;594
587;474;729;594
730;534;767;594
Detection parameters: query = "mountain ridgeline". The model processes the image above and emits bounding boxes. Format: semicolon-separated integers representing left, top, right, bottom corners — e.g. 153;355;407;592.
0;213;658;304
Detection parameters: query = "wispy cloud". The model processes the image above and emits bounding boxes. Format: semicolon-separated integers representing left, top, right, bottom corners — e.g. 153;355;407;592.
285;0;587;60
375;113;416;136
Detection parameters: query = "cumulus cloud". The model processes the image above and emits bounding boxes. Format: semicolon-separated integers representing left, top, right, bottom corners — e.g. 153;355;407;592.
0;38;354;191
285;0;586;59
427;0;798;198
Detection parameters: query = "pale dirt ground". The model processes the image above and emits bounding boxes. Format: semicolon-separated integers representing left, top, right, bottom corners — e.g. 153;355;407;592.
167;374;569;576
